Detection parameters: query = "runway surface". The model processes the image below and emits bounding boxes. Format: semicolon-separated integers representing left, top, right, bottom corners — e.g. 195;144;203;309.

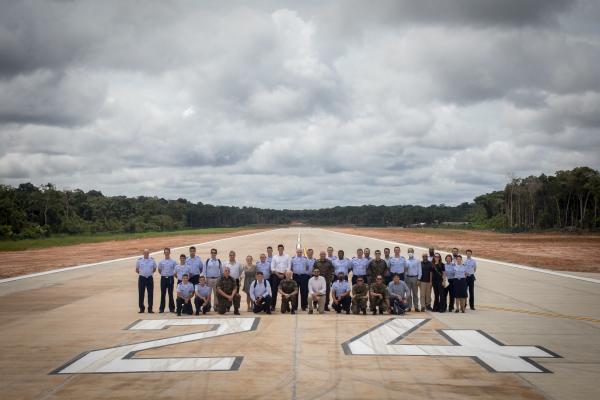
0;227;598;399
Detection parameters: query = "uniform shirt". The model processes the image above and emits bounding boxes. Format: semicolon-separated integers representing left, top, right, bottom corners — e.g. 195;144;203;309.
158;258;177;277
136;257;156;277
314;259;334;281
195;284;211;298
177;282;195;298
306;258;316;275
204;258;223;278
249;279;271;301
326;255;338;262
266;255;273;266
186;255;203;276
464;258;477;276
369;282;388;298
279;279;298;294
331;279;351;298
352;283;369;298
367;259;388;281
333;258;352;276
405;257;422;279
351;257;369;276
291;256;310;274
226;261;244;280
256;261;271;280
308;276;327;295
445;262;456;279
216;276;237;296
454;264;467;280
388;280;410;299
388;256;407;274
271;254;292;274
175;264;191;281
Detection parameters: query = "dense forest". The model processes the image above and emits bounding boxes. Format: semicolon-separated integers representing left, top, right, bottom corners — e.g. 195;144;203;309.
0;167;598;240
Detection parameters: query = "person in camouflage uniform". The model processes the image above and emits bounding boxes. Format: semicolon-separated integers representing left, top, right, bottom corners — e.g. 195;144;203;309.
367;249;388;284
216;266;241;315
369;275;388;314
352;276;369;315
279;270;299;314
314;251;334;311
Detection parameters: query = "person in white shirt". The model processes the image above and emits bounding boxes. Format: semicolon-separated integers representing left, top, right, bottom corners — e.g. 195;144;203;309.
226;250;244;291
308;268;327;314
270;244;291;311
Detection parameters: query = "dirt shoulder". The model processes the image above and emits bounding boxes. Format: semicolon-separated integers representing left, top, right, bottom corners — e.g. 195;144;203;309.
1;228;269;279
329;227;600;273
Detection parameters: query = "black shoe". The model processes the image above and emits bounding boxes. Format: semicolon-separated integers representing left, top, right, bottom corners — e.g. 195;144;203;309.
346;310;350;315
148;310;154;314
336;310;341;314
427;306;433;311
195;312;199;316
234;309;240;315
325;306;330;311
266;309;272;314
202;310;207;315
379;309;384;315
138;310;144;313
372;310;377;315
177;312;181;316
461;310;465;313
470;307;476;310
363;309;367;315
455;309;459;313
291;310;296;315
308;310;313;314
159;310;164;314
399;309;405;315
301;307;306;311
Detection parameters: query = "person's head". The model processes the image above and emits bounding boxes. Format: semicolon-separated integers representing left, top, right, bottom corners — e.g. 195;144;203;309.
296;248;303;257
199;275;206;285
313;268;321;277
357;248;363;258
256;270;264;281
277;244;284;255
182;273;189;283
433;253;442;264
246;255;253;265
260;253;266;262
456;255;463;265
429;247;435;256
189;246;196;257
374;249;381;260
445;254;453;264
356;276;364;285
364;248;371;257
375;275;383;284
179;254;186;264
307;248;314;258
394;246;400;256
466;249;473;258
327;246;334;256
393;273;400;283
229;250;236;261
267;246;273;256
164;247;171;257
384;248;390;257
338;250;344;258
422;253;428;262
285;270;293;280
143;248;150;258
210;248;218;259
407;248;415;258
223;266;231;277
452;247;459;257
337;271;345;281
319;251;326;260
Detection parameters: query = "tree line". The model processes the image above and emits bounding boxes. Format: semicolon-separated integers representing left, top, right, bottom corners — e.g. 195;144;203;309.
0;166;598;240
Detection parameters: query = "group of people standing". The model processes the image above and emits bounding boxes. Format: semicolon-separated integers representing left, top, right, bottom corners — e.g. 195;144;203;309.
135;243;477;316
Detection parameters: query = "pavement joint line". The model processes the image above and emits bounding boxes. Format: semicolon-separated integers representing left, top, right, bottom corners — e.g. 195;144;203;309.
0;228;282;284
320;228;600;284
478;304;600;323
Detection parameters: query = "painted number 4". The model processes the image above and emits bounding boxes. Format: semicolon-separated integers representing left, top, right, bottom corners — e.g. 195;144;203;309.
343;318;560;373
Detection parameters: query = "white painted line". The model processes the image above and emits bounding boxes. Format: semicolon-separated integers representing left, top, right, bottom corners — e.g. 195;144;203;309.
319;228;600;284
0;228;282;284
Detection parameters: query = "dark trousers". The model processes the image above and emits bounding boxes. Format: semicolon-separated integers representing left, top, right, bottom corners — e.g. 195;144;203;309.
190;274;200;286
432;280;444;312
194;297;211;314
138;276;154;312
390;297;408;315
253;296;271;313
294;274;310;310
467;275;475;308
159;276;175;312
281;294;298;313
269;274;282;309
351;274;366;285
445;279;455;311
332;295;352;313
324;278;332;309
176;297;193;315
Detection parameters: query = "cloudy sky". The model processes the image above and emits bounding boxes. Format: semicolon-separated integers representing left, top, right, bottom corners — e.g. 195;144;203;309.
1;0;599;209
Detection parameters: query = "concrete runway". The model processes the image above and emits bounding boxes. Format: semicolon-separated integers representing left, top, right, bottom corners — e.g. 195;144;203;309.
0;227;598;399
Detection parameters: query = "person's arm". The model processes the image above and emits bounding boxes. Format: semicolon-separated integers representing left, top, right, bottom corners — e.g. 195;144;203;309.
417;261;422;280
152;260;157;273
158;261;163;274
473;260;477;273
249;283;256;302
319;278;326;295
135;260;140;274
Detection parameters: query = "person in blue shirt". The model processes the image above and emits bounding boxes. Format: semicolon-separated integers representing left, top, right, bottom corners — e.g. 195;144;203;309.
186;246;203;286
453;255;468;313
465;249;477;310
405;248;422;312
351;248;369;285
136;248;156;313
158;247;177;313
388;274;410;315
333;250;352;280
176;273;195;316
203;248;223;312
249;271;272;314
444;254;456;312
388;246;407;281
291;248;310;311
194;276;212;315
331;272;352;314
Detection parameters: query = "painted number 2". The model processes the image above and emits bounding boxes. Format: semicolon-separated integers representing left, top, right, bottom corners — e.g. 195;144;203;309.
52;318;259;374
343;318;560;373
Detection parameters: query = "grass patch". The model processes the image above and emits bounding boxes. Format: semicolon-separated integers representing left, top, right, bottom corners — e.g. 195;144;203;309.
0;227;257;252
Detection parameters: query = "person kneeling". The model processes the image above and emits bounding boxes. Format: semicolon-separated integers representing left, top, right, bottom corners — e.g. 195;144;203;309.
279;271;299;314
387;273;410;315
331;272;352;314
176;274;194;316
250;271;272;314
308;268;326;314
194;276;212;315
352;276;369;315
369;275;388;315
216;267;241;315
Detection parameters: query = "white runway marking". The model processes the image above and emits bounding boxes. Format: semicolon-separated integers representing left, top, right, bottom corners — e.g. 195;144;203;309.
323;228;600;284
